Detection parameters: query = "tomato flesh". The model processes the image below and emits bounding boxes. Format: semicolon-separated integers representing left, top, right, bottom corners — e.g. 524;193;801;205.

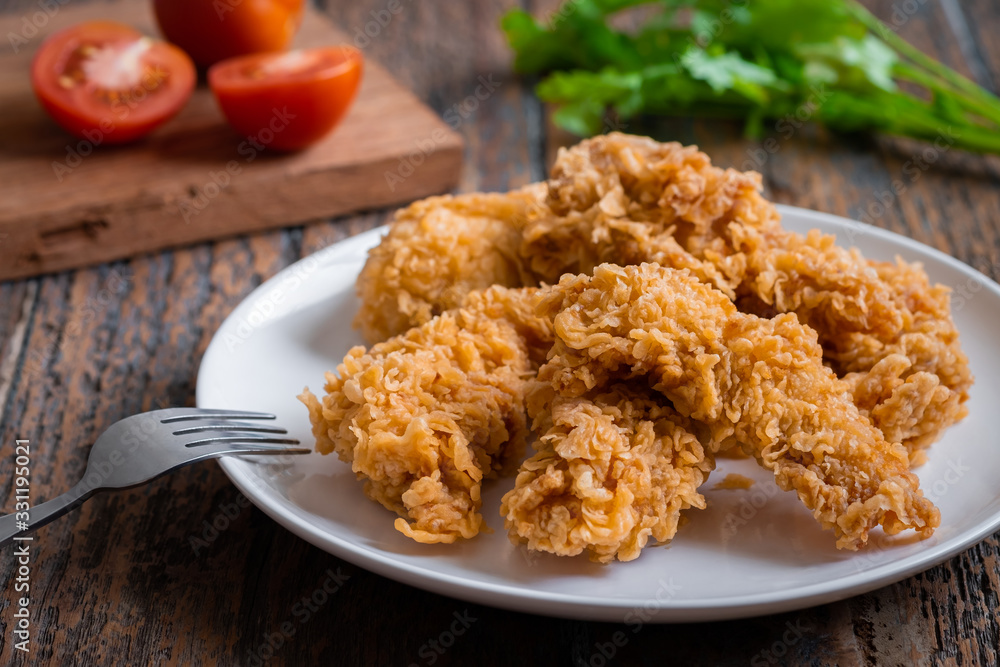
153;0;304;68
208;47;363;151
32;21;195;144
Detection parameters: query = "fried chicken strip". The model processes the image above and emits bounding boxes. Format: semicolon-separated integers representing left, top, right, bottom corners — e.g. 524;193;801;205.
300;287;541;543
521;132;780;298
530;133;901;336
829;259;971;462
530;263;939;550
501;382;717;563
354;185;546;343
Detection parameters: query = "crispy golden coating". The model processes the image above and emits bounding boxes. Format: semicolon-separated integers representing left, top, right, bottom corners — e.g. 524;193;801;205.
354;185;546;343
522;133;781;295
728;233;971;461
501;382;717;562
533;134;901;337
332;133;970;558
530;264;940;550
353;133;970;459
300;287;538;544
460;285;554;365
529;133;970;460
830;259;972;463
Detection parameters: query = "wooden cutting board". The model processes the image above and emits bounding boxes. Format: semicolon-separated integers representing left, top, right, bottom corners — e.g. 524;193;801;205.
0;1;463;281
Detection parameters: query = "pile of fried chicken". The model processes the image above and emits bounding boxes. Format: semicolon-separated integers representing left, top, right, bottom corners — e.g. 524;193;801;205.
299;133;972;563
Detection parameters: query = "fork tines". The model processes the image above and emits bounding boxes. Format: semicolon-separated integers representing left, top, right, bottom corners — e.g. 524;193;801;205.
171;421;290;436
158;409;310;455
160;409;277;424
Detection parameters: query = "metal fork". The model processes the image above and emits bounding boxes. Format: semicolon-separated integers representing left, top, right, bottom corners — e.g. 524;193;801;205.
0;408;309;547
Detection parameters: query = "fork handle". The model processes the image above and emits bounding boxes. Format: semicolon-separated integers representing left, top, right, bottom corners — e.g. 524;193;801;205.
0;483;95;548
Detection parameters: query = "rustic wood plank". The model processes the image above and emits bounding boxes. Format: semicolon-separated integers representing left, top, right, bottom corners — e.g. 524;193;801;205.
0;280;37;428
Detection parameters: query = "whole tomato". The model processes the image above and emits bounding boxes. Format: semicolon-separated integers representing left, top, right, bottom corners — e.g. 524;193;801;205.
153;0;305;67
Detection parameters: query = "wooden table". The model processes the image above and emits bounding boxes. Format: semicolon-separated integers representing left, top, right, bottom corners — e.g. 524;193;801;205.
2;0;999;664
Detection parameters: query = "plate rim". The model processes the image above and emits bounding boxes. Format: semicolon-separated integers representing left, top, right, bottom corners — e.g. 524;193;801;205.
196;203;1000;622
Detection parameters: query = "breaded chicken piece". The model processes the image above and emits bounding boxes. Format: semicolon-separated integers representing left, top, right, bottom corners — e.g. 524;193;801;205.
530;263;940;550
829;259;972;463
300;287;540;543
531;134;899;336
354;185;546;343
460;285;554;365
523;133;971;460
734;233;971;461
522;133;781;297
536;134;970;454
501;382;718;563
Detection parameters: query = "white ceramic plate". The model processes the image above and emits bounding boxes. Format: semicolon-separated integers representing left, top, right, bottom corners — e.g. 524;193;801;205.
196;205;1000;622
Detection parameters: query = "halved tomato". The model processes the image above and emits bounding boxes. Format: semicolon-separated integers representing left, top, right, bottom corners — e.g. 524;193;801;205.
31;21;195;144
208;47;363;152
153;0;304;68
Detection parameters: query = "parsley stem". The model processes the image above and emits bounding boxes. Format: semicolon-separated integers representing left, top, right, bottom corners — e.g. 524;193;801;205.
847;0;1000;113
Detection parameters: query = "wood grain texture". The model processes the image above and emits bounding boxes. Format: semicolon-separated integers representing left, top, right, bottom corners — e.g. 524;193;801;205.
1;0;999;665
0;0;463;281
